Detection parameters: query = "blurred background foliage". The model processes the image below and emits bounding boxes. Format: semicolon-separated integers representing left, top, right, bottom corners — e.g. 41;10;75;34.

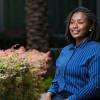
0;47;51;100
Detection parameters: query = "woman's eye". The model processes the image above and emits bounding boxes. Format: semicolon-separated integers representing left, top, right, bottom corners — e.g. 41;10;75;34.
70;21;74;24
70;21;84;24
78;22;84;24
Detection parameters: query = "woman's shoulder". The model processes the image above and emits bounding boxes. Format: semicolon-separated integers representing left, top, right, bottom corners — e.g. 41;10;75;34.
89;41;100;48
88;41;100;53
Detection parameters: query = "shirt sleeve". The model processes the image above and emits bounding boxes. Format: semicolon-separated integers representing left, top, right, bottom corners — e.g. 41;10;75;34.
47;67;59;94
68;51;100;100
48;48;64;94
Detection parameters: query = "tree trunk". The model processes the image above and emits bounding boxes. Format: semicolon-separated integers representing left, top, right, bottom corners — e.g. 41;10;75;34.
25;0;48;52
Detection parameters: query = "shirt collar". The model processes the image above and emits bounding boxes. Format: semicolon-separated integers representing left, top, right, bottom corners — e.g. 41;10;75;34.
69;39;90;50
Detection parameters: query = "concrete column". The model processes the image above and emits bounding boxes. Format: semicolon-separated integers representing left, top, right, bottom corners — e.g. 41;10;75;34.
0;0;4;32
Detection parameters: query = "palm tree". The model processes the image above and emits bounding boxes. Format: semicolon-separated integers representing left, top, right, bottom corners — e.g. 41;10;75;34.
25;0;49;52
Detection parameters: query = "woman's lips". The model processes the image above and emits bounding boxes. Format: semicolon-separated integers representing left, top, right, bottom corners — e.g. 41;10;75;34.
72;30;80;34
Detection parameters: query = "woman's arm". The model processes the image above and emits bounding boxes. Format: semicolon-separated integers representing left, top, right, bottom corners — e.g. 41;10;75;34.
47;67;59;94
48;48;65;94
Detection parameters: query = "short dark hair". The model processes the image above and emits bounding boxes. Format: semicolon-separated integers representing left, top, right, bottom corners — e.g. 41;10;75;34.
65;7;100;43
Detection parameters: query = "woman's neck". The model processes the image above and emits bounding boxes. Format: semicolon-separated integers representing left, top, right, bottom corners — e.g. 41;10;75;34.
75;37;89;47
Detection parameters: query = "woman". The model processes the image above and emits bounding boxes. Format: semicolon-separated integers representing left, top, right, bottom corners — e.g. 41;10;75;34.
45;7;100;100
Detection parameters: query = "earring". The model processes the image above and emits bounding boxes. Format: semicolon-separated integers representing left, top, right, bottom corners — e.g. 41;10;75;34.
89;29;92;32
89;25;94;32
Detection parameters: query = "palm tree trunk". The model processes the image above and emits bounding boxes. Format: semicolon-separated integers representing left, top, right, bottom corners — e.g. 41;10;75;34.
25;0;48;51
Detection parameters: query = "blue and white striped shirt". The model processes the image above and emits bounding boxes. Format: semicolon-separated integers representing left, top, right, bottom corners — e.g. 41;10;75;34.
48;40;100;100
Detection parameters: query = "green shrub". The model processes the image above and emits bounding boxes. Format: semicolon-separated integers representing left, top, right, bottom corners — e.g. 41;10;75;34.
0;46;50;100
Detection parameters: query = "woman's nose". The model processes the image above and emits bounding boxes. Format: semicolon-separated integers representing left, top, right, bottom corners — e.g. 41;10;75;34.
73;22;78;28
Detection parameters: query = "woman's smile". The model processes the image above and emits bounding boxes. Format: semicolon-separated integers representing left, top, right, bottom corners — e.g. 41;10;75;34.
71;29;80;34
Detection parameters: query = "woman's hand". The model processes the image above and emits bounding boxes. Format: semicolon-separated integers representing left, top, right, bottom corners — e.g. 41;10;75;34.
45;92;53;100
40;92;52;100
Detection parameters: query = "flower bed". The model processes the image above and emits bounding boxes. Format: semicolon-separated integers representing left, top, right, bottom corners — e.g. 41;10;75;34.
0;46;50;100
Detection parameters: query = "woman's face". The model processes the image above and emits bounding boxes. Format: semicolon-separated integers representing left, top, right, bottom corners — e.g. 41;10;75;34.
69;12;91;41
